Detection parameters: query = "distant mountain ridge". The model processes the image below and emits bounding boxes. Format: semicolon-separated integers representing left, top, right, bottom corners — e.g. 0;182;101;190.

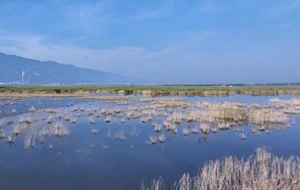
0;52;135;85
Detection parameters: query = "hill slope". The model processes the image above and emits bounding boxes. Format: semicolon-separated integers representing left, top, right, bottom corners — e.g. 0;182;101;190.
0;52;134;85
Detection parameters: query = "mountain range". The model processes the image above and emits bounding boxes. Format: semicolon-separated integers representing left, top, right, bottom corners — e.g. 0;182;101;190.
0;52;136;85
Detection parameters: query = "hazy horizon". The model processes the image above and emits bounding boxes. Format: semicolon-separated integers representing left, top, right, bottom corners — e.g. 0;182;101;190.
0;0;299;84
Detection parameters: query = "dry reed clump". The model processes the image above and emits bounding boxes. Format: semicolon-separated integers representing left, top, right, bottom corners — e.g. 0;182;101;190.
269;98;300;114
29;106;36;113
140;99;192;109
92;129;99;134
146;135;158;144
199;124;210;134
85;96;133;105
141;148;300;190
12;109;17;114
182;102;288;131
105;116;112;123
269;98;300;107
6;135;15;144
158;134;166;143
12;123;32;136
153;123;162;132
46;115;54;124
45;108;59;113
19;117;33;124
249;108;288;125
182;128;190;136
205;103;248;122
89;117;96;124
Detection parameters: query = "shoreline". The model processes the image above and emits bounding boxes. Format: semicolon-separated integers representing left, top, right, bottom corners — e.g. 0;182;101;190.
0;86;300;98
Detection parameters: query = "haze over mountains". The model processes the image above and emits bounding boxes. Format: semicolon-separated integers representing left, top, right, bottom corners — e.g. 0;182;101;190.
0;52;135;85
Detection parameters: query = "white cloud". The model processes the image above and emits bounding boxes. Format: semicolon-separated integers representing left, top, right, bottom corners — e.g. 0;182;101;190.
0;29;299;84
0;30;157;76
0;29;216;82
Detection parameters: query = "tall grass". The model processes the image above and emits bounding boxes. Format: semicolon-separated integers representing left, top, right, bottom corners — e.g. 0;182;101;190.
141;148;300;190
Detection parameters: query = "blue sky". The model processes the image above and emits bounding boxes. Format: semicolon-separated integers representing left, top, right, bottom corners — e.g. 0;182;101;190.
0;0;299;84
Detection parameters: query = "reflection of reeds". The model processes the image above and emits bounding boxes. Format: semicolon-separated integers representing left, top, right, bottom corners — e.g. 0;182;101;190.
129;126;139;136
0;128;5;138
114;129;126;141
24;134;36;149
141;148;300;190
52;123;69;137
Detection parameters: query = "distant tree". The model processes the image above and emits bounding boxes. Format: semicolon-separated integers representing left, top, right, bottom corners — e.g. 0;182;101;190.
54;89;61;94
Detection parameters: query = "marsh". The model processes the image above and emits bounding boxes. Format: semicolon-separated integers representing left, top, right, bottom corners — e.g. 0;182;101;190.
1;94;300;190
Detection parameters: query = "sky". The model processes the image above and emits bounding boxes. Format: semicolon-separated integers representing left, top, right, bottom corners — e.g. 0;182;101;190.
0;0;299;84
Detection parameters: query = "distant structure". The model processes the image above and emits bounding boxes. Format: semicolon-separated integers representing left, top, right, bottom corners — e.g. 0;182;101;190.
19;71;30;85
21;71;25;83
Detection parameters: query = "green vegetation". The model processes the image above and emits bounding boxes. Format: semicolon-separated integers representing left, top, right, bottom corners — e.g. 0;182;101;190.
0;85;300;96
